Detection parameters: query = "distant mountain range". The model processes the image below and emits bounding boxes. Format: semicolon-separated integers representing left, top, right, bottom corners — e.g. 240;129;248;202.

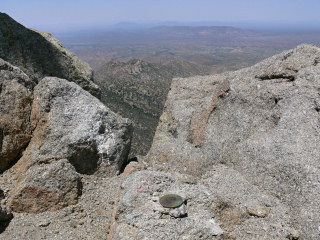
60;24;320;71
58;25;262;45
38;20;320;35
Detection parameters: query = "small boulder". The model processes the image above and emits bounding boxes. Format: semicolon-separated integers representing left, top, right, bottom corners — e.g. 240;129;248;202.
286;228;300;240
246;202;270;218
8;159;81;213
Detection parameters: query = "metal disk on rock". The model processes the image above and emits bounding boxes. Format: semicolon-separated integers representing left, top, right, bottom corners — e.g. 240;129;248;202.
159;194;184;208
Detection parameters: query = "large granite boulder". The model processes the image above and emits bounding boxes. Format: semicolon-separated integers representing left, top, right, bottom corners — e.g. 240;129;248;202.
147;44;320;238
14;77;132;176
0;13;100;97
0;58;36;172
0;69;132;213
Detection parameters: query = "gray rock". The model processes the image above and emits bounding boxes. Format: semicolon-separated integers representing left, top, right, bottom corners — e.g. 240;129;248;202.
0;173;124;239
8;159;81;213
0;13;100;97
147;44;320;238
113;170;224;240
286;228;301;240
246;203;270;218
201;165;294;239
0;58;36;172
14;77;132;176
168;203;187;218
113;168;296;239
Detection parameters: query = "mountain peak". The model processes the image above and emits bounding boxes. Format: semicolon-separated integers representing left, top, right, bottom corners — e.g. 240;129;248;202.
0;13;100;97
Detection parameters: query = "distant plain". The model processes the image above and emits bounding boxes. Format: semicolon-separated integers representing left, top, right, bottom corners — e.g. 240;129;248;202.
56;25;320;72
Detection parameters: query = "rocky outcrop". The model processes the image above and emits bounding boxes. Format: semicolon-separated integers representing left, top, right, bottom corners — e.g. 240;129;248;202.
0;59;36;172
95;59;210;156
4;76;132;213
13;77;132;176
0;13;136;236
0;13;100;97
147;44;320;238
0;60;132;214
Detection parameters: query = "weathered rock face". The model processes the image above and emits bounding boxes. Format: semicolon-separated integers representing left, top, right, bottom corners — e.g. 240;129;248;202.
148;44;320;238
112;170;223;240
0;58;36;172
1;12;319;238
0;60;133;214
8;159;81;213
0;13;100;97
0;75;133;214
14;77;132;176
112;169;295;239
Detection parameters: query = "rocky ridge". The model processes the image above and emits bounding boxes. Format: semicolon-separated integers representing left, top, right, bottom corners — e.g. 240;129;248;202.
0;12;100;97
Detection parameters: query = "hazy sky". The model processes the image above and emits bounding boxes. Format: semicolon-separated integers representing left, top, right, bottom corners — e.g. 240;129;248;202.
2;0;320;30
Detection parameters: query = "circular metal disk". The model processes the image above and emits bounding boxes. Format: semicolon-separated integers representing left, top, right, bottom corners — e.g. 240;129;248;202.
159;194;184;208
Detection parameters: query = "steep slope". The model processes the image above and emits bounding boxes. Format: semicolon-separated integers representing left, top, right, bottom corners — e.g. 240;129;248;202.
145;44;320;239
95;59;210;156
0;13;100;97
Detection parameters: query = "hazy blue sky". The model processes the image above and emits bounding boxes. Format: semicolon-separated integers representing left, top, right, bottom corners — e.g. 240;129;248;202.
2;0;320;31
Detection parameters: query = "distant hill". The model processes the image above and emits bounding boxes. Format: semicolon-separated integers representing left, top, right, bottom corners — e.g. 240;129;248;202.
95;59;210;156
